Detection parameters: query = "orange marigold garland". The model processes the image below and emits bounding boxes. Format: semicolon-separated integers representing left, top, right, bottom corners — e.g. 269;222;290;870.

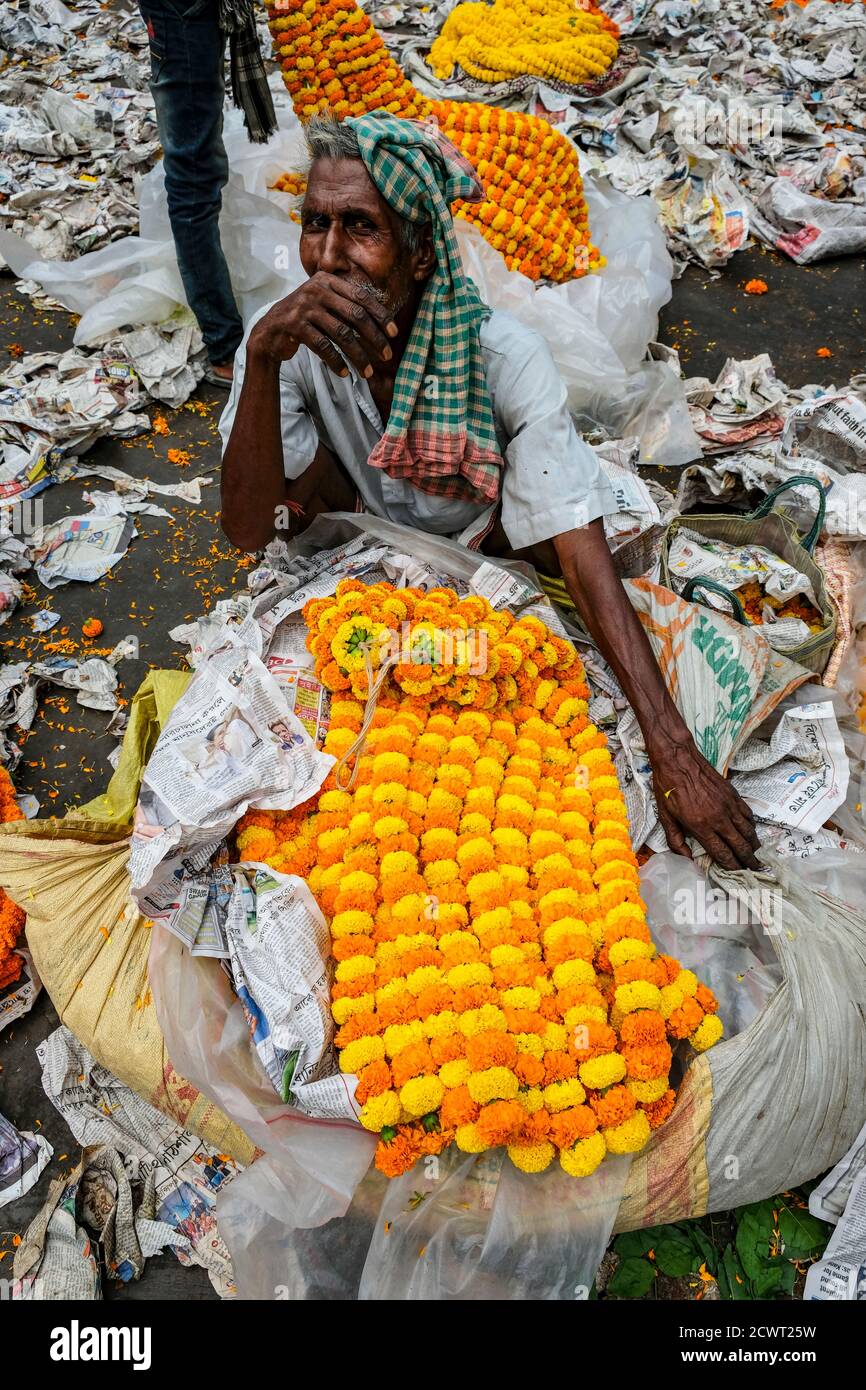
0;767;26;989
264;0;608;281
236;580;723;1179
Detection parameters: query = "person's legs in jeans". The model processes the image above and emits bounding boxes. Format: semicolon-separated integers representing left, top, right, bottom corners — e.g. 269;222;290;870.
138;0;243;368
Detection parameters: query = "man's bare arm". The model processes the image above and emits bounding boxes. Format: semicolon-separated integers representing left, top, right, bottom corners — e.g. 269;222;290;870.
221;346;288;552
554;520;760;870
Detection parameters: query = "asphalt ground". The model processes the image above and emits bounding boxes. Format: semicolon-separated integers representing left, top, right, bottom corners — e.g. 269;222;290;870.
0;236;863;1298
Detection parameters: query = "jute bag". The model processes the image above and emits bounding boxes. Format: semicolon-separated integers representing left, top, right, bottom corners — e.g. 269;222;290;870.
660;475;836;674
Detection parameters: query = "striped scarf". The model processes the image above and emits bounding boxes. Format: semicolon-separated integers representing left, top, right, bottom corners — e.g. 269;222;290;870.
218;0;277;145
347;112;504;506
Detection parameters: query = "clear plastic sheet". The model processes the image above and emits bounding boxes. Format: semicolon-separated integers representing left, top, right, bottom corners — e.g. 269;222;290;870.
640;852;781;1038
216;1131;632;1302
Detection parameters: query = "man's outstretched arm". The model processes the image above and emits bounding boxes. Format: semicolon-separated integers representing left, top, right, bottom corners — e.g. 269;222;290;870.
553;520;761;870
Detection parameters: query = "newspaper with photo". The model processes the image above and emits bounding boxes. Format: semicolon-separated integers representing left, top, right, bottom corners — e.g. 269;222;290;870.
38;1026;239;1297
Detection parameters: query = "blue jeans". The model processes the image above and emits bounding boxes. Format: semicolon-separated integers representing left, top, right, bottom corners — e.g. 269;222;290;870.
138;0;243;364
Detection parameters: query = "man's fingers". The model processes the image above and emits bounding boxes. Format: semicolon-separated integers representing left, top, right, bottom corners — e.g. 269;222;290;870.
717;820;761;870
729;792;761;849
323;276;397;357
695;828;741;871
688;814;759;871
658;801;692;858
320;309;378;377
304;326;349;378
324;290;394;364
301;310;372;378
732;804;761;851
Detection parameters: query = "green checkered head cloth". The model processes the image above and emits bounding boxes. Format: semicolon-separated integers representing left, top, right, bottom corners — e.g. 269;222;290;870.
347;112;504;506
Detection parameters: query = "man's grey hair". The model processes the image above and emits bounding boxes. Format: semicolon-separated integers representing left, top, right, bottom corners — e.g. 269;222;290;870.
303;113;425;254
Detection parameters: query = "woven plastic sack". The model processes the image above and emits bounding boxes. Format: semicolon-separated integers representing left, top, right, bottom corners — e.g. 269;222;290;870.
616;849;866;1232
0;671;256;1167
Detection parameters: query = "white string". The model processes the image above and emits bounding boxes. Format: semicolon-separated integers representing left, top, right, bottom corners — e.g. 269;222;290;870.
332;645;399;791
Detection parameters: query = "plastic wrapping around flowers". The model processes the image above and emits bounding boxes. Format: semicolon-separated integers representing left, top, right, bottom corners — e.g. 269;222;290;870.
235;579;722;1180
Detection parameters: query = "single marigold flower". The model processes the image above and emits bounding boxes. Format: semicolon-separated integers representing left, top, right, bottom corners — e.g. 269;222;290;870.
642;1088;677;1129
589;1084;636;1129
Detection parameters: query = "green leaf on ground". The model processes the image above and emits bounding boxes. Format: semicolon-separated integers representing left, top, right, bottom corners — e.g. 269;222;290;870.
777;1206;829;1260
718;1244;750;1300
735;1200;777;1283
654;1234;699;1278
608;1256;656;1298
613;1229;657;1259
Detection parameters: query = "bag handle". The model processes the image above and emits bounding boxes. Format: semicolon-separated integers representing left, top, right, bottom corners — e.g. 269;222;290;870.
749;474;827;555
680;575;747;624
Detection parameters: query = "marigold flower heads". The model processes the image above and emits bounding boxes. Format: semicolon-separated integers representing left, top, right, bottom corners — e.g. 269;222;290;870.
236;580;723;1181
0;767;26;990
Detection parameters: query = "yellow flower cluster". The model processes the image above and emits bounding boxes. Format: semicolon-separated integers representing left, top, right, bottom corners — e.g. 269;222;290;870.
235;580;724;1181
428;0;619;89
263;0;607;280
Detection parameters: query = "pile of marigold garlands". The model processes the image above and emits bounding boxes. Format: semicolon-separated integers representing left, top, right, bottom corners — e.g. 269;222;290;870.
235;580;723;1179
0;767;26;990
428;0;619;89
264;0;616;281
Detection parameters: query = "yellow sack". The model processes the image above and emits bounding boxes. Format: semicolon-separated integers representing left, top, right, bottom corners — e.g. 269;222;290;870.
0;670;256;1166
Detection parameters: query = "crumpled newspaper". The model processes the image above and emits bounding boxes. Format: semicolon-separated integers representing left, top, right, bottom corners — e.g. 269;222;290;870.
686;353;790;453
554;0;866;270
0;1108;52;1209
0;347;147;505
806;1113;866;1300
34;1026;239;1296
674;365;866;541
729;699;850;836
0;0;158;263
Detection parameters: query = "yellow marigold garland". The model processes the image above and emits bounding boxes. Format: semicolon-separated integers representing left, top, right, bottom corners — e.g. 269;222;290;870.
428;0;619;89
264;0;614;280
236;579;723;1179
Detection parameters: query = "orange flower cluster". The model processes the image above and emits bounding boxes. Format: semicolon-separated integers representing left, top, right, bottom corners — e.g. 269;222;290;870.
270;171;308;196
734;579;824;634
265;0;604;280
0;767;26;989
235;580;723;1179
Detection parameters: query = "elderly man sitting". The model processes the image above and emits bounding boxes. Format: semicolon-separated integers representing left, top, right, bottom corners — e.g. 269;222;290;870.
220;111;759;871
